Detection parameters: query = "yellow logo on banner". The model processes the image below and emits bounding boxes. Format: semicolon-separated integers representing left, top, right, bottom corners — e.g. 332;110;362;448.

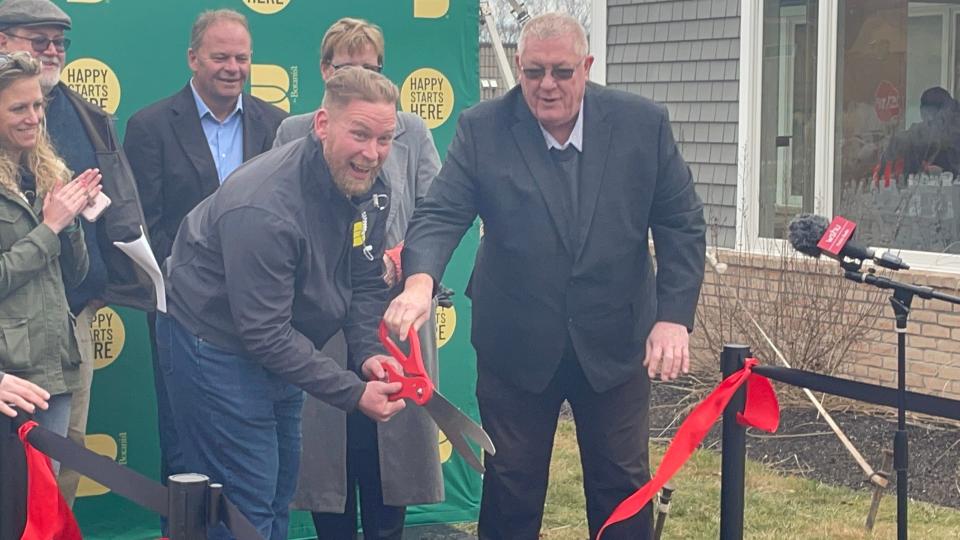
436;304;456;348
438;429;453;463
76;434;118;497
61;58;121;114
91;306;125;370
400;68;454;129
250;64;295;112
414;0;449;18
242;0;289;15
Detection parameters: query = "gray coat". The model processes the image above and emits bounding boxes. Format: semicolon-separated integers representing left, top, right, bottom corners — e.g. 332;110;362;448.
274;111;445;510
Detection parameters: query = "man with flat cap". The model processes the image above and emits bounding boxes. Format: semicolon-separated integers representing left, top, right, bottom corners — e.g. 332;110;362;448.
0;0;159;505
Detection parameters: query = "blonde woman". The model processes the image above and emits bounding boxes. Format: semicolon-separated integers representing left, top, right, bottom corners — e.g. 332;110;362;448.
0;51;101;447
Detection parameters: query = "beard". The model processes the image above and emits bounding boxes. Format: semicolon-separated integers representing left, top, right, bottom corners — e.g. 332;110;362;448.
326;153;381;197
331;166;379;197
39;58;62;93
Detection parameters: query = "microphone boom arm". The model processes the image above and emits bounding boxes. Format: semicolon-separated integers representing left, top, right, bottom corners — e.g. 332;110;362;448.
843;270;960;305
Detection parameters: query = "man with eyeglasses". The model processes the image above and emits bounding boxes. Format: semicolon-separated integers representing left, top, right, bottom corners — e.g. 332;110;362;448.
0;0;159;506
385;12;705;540
273;17;443;540
123;9;286;507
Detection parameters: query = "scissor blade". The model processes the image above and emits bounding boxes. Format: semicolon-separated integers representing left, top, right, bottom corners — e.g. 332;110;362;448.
427;391;496;455
423;391;496;474
445;428;485;474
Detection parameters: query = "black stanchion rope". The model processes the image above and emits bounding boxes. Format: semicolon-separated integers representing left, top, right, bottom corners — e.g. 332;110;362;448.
9;413;264;540
752;365;960;421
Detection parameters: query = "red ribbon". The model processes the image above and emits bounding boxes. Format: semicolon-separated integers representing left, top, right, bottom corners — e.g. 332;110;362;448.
17;421;83;540
596;358;779;539
385;242;403;282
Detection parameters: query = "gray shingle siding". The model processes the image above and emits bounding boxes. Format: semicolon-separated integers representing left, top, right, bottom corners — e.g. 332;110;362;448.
609;0;741;247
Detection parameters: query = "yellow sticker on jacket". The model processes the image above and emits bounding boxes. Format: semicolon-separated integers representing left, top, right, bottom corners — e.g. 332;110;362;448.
352;221;364;247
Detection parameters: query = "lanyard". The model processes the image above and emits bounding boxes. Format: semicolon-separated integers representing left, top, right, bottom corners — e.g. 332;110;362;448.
355;191;388;261
359;210;374;261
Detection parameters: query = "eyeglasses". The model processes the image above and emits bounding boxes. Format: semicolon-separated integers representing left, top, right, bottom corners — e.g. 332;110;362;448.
520;60;584;81
3;33;70;53
331;62;383;73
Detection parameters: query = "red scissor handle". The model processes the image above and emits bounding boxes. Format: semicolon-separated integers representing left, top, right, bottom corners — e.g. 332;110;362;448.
378;321;434;405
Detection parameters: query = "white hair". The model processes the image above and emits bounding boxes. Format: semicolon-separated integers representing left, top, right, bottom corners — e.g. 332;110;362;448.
518;12;588;57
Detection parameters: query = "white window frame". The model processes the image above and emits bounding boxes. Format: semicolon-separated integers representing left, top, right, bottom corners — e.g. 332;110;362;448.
590;0;607;85
738;0;960;273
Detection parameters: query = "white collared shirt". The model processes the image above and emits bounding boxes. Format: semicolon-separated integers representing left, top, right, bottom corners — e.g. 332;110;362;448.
539;100;584;152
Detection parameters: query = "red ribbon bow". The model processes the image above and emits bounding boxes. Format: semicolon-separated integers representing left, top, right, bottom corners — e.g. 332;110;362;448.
596;358;780;539
17;421;82;540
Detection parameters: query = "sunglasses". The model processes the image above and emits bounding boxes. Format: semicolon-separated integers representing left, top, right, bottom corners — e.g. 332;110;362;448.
0;52;37;72
4;33;70;53
331;62;383;74
520;60;583;81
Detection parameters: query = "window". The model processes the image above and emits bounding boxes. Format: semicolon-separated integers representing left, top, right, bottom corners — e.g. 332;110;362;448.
834;0;960;255
745;0;960;267
758;0;819;239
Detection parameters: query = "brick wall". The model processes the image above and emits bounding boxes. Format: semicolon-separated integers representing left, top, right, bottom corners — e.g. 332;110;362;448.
690;249;960;400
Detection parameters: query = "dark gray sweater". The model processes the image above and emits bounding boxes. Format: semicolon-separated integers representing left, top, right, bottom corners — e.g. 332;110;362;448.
165;133;391;412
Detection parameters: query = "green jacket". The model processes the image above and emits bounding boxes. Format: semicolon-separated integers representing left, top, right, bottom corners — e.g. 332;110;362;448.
0;187;88;395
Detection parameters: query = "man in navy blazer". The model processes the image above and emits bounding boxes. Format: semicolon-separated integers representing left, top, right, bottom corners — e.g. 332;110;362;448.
385;12;706;540
124;9;287;265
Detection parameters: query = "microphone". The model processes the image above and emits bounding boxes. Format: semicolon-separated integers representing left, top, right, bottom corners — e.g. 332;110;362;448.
787;214;910;271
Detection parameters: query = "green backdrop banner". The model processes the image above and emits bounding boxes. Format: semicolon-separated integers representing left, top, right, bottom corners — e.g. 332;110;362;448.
54;1;480;538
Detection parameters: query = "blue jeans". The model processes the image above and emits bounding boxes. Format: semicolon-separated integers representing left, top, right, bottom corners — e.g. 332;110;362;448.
156;313;305;540
34;392;72;476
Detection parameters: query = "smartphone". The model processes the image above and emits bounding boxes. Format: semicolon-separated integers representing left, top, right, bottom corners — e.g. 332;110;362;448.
81;192;111;222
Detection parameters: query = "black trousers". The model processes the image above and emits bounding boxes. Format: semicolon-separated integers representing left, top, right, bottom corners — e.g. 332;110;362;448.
311;415;405;540
476;339;653;540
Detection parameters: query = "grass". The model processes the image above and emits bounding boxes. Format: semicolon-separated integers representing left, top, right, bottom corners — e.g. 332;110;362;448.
458;419;960;539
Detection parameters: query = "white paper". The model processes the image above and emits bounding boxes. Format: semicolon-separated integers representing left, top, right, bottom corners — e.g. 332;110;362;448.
113;226;166;312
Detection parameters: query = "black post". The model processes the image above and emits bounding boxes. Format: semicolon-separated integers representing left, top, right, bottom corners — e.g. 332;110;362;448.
891;289;913;540
842;267;934;540
0;411;26;540
720;344;751;540
167;473;211;540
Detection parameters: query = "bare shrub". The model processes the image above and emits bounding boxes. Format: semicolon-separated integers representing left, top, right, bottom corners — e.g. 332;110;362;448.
692;219;888;379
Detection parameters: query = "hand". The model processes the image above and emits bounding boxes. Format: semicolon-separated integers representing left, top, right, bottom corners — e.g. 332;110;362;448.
643;321;690;381
382;254;398;287
42;168;102;233
0;373;50;418
383;273;433;339
382;243;403;287
356;380;406;422
361;354;404;382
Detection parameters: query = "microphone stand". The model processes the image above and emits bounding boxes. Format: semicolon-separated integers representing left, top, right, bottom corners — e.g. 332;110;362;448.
841;261;960;540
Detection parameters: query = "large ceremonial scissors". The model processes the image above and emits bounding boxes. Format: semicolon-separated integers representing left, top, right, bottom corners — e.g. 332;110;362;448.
378;321;495;474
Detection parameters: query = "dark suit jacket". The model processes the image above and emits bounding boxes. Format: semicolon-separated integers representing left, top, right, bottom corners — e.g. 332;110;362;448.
57;83;158;311
403;83;706;394
123;84;287;264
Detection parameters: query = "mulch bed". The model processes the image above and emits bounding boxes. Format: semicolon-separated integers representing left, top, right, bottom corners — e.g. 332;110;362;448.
649;377;960;509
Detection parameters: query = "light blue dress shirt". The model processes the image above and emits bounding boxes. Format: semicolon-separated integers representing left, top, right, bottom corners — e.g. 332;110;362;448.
190;79;244;183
